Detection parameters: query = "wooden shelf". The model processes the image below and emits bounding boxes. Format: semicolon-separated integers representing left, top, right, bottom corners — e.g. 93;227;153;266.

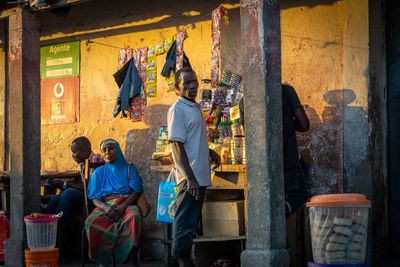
214;164;246;173
194;235;246;243
163;235;246;244
150;164;173;172
151;164;246;173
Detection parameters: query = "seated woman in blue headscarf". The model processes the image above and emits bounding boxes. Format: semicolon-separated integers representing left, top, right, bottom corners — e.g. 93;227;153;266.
85;138;143;265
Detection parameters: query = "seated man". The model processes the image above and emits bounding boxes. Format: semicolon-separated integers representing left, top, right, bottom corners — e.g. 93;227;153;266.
45;136;101;216
45;136;102;258
85;138;143;265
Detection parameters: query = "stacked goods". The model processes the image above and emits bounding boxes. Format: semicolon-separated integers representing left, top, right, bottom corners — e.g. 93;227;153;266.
156;126;170;154
152;126;172;164
307;194;371;265
310;215;368;264
199;71;245;165
230;137;245;164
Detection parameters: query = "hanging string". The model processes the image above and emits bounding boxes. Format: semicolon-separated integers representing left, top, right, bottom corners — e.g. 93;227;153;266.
85;39;122;49
85;4;225;50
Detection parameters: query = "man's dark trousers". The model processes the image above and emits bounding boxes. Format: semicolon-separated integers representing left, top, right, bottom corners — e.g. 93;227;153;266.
172;180;206;258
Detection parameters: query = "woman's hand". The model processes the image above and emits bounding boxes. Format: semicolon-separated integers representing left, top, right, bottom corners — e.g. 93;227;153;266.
93;199;119;223
104;205;119;223
114;206;128;221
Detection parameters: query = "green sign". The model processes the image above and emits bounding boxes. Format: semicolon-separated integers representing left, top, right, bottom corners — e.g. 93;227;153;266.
40;41;80;80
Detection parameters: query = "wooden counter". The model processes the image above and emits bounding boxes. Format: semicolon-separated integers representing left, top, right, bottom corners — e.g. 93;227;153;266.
0;170;81;213
152;163;247;267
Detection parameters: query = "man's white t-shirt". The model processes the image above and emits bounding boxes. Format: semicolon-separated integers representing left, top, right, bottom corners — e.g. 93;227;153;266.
167;97;211;187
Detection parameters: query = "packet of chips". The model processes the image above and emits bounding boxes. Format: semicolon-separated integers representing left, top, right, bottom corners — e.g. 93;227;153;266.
164;37;174;52
126;48;133;62
147;46;155;57
155;41;165;55
176;30;186;70
130;96;143;122
147;55;157;71
147;83;157;98
146;70;157;84
119;49;127;65
166;74;175;92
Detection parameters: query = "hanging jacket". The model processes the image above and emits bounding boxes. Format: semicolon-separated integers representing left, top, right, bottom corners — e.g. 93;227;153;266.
161;41;192;78
113;58;142;117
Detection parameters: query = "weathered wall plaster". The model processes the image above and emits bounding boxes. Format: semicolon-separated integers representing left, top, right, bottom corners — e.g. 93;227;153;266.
342;0;371;195
281;0;371;195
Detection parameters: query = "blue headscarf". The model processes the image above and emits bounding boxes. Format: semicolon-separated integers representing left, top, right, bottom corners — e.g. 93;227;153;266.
87;139;143;200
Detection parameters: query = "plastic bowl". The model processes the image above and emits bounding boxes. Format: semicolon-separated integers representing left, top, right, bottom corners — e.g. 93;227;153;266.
24;214;59;251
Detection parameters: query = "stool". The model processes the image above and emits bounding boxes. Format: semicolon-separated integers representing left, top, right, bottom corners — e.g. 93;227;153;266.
25;248;59;267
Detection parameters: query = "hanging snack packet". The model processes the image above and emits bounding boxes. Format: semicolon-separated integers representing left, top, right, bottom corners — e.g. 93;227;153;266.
212;88;227;106
155;41;165;55
164;37;174;52
147;55;157;71
146;69;157;84
147;46;155;57
119;49;127;65
166;74;175;92
126;48;133;62
130;96;143;122
140;85;147;109
210;6;229;87
175;30;186;70
138;47;148;82
146;83;157;98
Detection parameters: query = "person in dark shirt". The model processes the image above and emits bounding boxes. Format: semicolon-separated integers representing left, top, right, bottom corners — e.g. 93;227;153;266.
281;84;310;217
239;84;310;217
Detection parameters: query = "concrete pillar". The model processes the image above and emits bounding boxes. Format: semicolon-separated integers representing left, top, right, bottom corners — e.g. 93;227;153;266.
0;21;6;170
240;0;289;266
368;0;388;263
5;7;41;266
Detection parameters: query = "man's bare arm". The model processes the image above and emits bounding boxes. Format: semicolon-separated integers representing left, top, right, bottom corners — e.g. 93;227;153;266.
293;108;310;132
171;141;200;199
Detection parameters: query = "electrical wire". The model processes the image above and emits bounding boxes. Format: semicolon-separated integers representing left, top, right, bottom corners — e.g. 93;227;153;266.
85;4;224;50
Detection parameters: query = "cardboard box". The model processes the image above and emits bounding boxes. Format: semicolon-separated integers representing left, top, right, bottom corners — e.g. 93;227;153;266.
202;200;244;237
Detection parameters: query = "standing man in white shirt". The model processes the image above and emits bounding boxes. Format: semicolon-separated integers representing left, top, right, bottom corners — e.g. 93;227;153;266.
167;68;221;267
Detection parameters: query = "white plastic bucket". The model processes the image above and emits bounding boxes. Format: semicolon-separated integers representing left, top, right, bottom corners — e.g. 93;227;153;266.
24;214;59;251
306;194;371;265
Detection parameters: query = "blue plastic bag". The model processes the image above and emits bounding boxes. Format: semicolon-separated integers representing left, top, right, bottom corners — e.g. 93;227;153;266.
156;169;178;223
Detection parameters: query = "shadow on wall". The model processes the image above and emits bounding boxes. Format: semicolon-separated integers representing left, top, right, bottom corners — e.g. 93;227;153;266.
123;104;170;239
38;0;240;42
124;103;170;173
281;0;341;9
298;89;367;195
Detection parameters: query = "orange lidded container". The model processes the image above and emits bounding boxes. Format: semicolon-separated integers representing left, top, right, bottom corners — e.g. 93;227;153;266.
306;194;371;265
